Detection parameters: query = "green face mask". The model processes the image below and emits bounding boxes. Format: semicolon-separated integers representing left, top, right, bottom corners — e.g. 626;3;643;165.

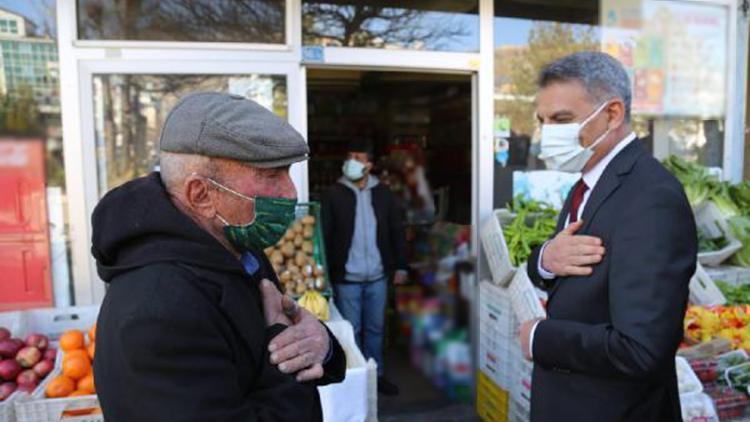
205;177;297;252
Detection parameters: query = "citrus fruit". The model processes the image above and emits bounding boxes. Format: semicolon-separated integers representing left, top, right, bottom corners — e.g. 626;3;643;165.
46;375;75;398
60;330;85;351
77;374;95;394
62;355;91;380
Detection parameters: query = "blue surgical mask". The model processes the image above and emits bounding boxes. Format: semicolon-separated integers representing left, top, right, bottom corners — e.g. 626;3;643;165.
342;159;366;181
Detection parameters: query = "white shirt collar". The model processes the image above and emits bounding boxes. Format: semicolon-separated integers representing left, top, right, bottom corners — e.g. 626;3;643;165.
582;132;636;189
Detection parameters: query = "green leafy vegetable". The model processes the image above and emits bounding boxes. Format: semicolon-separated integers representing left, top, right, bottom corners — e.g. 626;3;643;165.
716;280;750;305
662;155;720;209
502;199;557;267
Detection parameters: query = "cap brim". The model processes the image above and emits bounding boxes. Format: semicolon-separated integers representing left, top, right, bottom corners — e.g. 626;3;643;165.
241;154;309;169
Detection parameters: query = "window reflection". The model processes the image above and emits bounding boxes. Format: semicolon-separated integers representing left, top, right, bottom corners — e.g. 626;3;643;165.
92;74;287;193
302;1;479;52
78;0;285;43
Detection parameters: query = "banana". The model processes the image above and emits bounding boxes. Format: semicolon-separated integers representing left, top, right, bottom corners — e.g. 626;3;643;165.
297;290;330;321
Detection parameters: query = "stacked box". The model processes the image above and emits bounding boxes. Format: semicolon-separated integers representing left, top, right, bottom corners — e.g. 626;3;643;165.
479;281;514;390
476;371;509;422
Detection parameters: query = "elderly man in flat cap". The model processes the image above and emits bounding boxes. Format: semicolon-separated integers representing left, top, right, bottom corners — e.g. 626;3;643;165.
91;92;346;421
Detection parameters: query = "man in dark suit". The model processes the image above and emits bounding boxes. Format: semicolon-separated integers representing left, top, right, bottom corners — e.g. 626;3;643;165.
519;52;697;421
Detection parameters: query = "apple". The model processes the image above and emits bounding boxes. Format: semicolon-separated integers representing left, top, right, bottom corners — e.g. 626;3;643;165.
16;369;38;387
32;360;53;378
0;339;22;359
43;348;57;362
0;328;10;341
15;347;41;369
25;334;49;351
0;382;16;401
0;359;22;381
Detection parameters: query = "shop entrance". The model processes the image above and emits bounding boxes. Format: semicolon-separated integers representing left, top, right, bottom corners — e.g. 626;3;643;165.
306;69;475;417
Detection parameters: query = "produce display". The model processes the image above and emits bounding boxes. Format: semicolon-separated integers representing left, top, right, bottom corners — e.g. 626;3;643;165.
662;155;721;210
685;305;750;350
502;198;557;266
0;326;55;401
716;281;750;305
46;325;96;398
264;213;328;297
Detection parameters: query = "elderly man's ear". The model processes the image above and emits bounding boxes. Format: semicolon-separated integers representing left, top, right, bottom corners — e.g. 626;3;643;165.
184;176;218;219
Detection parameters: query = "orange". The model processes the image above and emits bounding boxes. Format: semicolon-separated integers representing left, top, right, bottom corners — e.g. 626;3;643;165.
68;390;89;397
62;356;91;381
87;342;95;360
64;349;89;363
46;375;75;398
77;374;95;394
60;330;85;351
88;324;96;343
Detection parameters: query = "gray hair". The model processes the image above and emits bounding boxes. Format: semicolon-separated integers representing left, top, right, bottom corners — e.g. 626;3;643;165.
538;51;632;121
159;152;220;192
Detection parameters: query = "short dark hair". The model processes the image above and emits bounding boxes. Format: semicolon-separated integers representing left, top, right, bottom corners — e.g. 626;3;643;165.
347;139;374;159
538;51;632;121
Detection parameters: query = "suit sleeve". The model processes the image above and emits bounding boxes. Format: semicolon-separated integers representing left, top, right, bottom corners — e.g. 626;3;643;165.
386;191;408;271
528;244;556;290
532;184;696;379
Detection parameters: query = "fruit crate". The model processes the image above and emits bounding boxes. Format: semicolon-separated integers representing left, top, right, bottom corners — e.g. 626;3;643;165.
0;391;22;422
14;368;101;422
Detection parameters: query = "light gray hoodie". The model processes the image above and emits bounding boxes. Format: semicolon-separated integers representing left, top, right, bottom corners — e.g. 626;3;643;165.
339;175;385;282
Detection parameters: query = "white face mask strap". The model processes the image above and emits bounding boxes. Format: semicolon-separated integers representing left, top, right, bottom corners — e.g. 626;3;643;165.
191;172;256;203
580;101;610;129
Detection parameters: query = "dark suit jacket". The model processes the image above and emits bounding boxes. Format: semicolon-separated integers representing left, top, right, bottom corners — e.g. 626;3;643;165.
321;181;408;284
526;140;697;422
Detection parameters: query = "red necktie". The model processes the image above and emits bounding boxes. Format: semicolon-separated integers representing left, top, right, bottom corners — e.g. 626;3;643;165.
569;180;589;224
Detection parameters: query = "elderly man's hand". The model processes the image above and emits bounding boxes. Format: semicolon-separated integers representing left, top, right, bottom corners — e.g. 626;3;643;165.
259;279;331;382
542;220;605;277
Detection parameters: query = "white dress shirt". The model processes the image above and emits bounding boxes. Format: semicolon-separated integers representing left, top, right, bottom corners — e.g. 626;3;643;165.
528;132;636;358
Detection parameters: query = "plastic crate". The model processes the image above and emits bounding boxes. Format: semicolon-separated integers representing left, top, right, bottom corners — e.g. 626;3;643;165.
690;263;726;306
0;391;22;422
0;306;99;343
480;210;515;286
707;386;750;421
696;202;742;267
14;366;101;422
677;356;704;395
681;392;719;422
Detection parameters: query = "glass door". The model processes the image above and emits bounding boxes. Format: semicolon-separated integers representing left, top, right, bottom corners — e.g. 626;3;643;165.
73;60;304;302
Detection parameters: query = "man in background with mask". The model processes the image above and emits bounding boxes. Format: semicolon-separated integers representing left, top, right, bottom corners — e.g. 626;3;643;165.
321;140;408;396
519;52;696;421
91;92;345;421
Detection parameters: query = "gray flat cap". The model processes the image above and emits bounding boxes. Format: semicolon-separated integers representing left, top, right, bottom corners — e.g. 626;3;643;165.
159;92;309;168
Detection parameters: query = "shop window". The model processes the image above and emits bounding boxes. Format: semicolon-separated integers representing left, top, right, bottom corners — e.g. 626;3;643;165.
0;1;72;310
493;0;729;207
91;74;287;194
77;0;286;44
302;0;479;52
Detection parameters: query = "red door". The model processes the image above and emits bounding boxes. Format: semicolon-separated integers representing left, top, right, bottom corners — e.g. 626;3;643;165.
0;139;53;310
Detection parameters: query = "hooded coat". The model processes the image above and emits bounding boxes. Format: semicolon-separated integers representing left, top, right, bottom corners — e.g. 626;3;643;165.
91;172;345;421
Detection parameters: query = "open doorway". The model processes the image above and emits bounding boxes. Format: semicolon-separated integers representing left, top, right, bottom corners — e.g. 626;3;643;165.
307;69;476;417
